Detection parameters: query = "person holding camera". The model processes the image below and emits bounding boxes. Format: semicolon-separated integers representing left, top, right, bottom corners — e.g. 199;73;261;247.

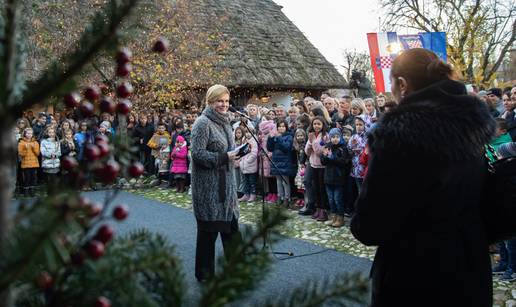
348;70;374;98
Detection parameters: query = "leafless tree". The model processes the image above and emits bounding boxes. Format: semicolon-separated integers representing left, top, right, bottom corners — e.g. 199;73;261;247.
341;49;373;83
381;0;516;85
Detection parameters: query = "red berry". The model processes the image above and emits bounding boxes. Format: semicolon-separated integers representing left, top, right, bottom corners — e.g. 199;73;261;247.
116;47;132;65
78;196;91;208
99;96;116;114
37;271;53;290
64;92;81;108
116;99;132;115
95;296;111;307
95;134;109;145
79;101;94;117
84;85;101;102
152;37;169;53
85;144;100;161
116;82;133;98
113;205;129;221
97;142;110;158
61;156;78;171
71;251;85;266
88;201;103;217
87;240;105;259
128;162;144;177
95;224;114;244
95;160;120;183
116;62;132;77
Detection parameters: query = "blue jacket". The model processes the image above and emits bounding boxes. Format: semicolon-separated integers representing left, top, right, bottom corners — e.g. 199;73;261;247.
266;133;297;176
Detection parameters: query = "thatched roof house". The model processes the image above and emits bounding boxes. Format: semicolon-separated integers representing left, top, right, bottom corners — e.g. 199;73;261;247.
189;0;346;104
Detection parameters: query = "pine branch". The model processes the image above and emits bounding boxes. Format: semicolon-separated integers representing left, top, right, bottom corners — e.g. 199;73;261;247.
44;230;186;307
199;207;289;307
263;272;369;307
0;197;71;291
12;0;140;117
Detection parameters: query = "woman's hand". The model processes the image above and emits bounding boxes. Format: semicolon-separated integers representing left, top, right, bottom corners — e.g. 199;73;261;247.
227;151;238;161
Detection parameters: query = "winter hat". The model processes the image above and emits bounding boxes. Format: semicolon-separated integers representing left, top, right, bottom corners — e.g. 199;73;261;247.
497;142;516;158
158;137;169;146
341;125;353;134
176;135;185;143
487;88;502;98
100;121;111;129
355;115;366;124
259;120;276;135
329;128;342;138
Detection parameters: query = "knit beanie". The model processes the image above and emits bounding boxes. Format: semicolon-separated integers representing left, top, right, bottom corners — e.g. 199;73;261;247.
176;135;185;143
497;142;516;158
355;115;366;124
158;137;169;146
329;128;342;138
100;121;111;129
342;125;353;134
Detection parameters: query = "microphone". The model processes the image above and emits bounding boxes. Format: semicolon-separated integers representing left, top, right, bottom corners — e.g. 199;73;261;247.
228;106;252;120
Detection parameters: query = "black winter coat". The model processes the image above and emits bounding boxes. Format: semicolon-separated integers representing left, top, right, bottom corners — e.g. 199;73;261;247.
350;80;499;307
134;123;155;152
320;142;351;186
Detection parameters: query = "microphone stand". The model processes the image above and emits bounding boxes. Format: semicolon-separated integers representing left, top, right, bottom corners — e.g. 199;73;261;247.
232;109;293;257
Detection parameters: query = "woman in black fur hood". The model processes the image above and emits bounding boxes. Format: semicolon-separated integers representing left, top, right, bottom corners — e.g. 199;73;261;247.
350;48;505;306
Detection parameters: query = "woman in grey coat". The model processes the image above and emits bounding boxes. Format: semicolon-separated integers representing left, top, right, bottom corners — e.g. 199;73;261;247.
191;84;240;282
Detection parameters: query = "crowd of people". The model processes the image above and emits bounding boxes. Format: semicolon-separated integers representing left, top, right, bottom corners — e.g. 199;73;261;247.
14;87;515;216
12;66;516;289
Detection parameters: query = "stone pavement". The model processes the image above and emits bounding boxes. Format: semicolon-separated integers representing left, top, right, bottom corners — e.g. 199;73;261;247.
131;187;516;307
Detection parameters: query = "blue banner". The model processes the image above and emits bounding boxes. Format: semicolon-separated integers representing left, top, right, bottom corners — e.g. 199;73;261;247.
419;32;447;62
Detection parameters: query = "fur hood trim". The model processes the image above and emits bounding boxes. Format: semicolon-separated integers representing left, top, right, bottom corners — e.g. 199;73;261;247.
369;80;496;161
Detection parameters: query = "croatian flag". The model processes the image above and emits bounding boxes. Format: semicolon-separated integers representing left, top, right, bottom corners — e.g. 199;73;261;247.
367;32;399;94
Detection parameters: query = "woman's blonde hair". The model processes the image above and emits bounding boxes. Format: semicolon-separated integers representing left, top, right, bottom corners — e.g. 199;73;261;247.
351;98;366;115
205;84;230;105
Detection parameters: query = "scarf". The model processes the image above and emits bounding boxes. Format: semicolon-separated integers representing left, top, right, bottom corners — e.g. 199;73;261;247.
202;105;235;203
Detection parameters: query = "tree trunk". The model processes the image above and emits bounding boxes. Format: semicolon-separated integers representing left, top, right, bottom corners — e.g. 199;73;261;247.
0;122;16;307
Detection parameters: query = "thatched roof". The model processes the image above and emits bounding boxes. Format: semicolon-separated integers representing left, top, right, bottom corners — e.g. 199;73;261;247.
190;0;347;90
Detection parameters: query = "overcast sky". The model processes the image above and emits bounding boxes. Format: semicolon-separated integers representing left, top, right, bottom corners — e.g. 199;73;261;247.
272;0;383;72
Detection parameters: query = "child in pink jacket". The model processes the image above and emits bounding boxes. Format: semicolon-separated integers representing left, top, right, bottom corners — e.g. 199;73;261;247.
170;135;188;193
239;128;259;202
304;116;329;221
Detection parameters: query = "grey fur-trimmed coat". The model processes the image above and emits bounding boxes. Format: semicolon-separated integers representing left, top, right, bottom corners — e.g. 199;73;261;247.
191;106;239;232
351;80;498;307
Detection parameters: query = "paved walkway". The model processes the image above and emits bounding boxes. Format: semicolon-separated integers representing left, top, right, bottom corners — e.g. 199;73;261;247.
131;187;516;307
85;190;371;306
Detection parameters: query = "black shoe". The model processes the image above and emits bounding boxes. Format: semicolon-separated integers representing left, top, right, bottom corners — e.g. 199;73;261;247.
298;207;314;215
